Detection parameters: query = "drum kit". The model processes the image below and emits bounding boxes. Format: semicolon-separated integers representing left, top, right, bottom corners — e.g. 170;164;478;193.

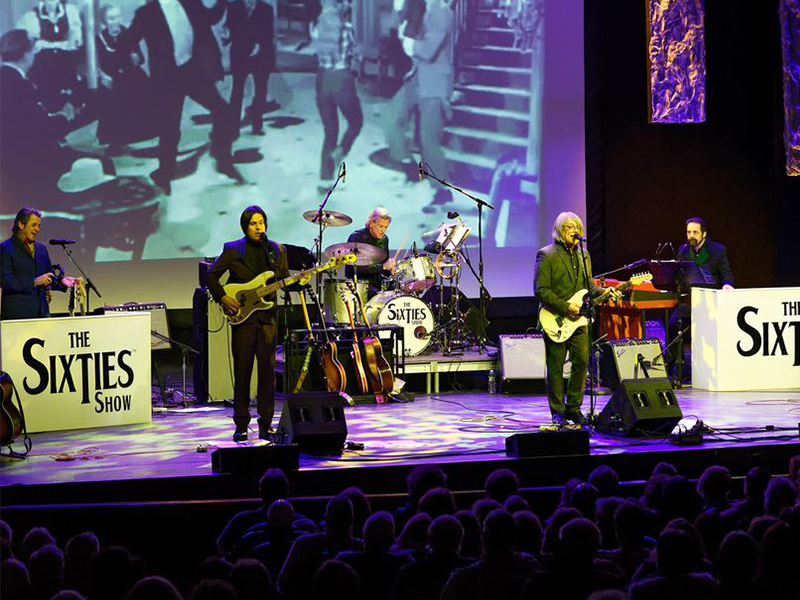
301;208;476;357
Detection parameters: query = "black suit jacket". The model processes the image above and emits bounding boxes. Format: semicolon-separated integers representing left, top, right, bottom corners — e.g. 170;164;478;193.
226;0;276;71
123;0;225;84
206;236;289;325
534;242;601;318
0;237;65;320
676;239;734;289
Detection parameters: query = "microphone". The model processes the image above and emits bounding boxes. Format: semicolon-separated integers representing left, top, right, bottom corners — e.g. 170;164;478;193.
341;162;346;183
572;233;586;242
447;211;460;220
49;239;76;245
260;232;269;242
418;161;424;182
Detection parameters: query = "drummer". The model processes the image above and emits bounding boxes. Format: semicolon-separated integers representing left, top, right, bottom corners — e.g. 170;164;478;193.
345;207;396;297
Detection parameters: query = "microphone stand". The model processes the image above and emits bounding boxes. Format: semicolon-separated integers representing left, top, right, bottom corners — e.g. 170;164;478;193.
311;162;345;302
577;237;599;424
420;163;494;352
150;330;199;407
54;242;101;312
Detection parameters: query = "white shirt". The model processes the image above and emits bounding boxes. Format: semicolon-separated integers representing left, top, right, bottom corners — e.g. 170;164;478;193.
158;0;194;66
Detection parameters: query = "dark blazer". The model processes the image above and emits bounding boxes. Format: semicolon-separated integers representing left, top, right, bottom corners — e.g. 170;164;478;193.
226;0;276;71
206;236;289;325
534;242;601;318
0;237;63;320
676;239;734;288
123;0;226;83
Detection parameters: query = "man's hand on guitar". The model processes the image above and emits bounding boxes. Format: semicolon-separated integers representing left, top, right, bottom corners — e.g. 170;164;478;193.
221;295;241;316
567;300;583;318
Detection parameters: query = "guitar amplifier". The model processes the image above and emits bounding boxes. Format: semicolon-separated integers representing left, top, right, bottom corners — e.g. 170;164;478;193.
102;302;171;351
599;338;666;390
498;334;547;392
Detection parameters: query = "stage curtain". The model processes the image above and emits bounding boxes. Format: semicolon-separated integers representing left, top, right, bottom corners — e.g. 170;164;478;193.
646;0;706;123
780;0;800;176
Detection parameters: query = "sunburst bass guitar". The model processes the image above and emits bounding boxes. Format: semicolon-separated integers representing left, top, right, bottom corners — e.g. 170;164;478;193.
539;272;652;342
224;254;356;325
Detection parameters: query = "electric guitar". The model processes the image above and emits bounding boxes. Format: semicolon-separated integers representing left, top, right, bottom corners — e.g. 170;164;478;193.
539;272;652;342
223;254;356;325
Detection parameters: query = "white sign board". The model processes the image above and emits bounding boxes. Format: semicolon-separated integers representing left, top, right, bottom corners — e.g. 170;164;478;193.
692;287;800;391
1;313;152;432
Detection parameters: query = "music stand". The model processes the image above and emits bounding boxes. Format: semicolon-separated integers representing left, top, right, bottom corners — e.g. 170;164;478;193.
648;260;711;388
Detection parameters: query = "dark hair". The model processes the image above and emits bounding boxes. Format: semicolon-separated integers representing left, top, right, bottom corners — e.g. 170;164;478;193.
12;207;41;234
0;29;34;62
240;205;267;234
259;467;289;504
686;216;707;232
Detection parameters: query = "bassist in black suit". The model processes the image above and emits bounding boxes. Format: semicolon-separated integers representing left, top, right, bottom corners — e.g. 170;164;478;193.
207;205;289;441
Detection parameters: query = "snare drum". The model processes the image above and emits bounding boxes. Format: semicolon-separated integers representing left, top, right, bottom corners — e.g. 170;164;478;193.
395;255;435;294
323;279;368;324
364;291;434;356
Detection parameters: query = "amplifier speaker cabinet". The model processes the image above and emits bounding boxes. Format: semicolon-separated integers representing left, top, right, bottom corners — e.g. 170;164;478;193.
599;338;666;390
595;378;681;437
102;302;171;351
498;334;546;393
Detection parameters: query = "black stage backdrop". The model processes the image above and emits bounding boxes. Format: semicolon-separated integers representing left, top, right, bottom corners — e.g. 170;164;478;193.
585;0;800;288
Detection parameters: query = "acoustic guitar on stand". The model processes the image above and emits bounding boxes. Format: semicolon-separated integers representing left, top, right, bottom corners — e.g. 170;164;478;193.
539;272;652;342
223;254;356;325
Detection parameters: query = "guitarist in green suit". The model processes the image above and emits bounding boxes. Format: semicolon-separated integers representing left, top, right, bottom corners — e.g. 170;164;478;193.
207;205;289;442
534;212;618;427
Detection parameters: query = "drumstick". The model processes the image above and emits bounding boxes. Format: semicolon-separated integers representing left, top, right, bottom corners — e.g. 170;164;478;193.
391;229;411;263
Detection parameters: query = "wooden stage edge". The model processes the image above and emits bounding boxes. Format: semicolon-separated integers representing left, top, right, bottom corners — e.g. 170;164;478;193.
1;387;798;508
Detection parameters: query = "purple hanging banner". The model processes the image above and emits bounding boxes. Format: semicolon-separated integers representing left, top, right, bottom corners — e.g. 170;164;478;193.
647;0;706;123
780;0;800;176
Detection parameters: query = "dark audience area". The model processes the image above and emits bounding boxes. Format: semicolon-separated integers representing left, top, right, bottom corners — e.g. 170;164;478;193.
1;457;799;600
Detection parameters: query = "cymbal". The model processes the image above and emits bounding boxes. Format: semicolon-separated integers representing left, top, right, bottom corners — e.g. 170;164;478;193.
324;242;387;266
303;209;352;227
421;221;458;237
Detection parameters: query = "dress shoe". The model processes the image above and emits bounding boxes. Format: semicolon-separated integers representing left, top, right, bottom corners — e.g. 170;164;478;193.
217;161;245;184
258;425;275;440
551;412;567;427
232;428;248;442
565;410;588;426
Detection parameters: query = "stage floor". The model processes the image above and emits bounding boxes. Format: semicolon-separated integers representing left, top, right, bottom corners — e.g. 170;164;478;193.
2;387;798;498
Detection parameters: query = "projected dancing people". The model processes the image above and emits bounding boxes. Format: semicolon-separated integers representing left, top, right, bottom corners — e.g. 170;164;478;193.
121;0;242;195
383;0;455;213
206;206;289;442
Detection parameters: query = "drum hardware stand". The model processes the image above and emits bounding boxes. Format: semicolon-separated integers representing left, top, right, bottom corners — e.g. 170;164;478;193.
151;330;200;407
419;161;494;353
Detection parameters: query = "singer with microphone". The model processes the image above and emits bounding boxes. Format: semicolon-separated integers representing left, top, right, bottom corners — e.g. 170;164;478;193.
206;205;289;442
1;207;82;320
345;207;395;298
534;212;620;427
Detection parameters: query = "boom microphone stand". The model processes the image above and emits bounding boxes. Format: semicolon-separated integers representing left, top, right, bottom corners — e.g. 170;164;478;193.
311;162;346;301
151;330;199;407
419;161;494;352
576;235;599;424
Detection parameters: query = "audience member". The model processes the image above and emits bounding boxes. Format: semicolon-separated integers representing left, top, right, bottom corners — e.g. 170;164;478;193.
453;510;482;560
541;507;581;558
187;578;237;600
310;559;360;600
64;531;99;595
696;465;732;512
602;501;656;581
395;512;432;561
661;476;703;522
763;476;797;517
756;522;800;598
596;497;624;549
88;546;136;600
28;543;64;600
0;558;31;600
715;531;759;600
470;498;503;524
394;465;448;530
692;511;727;562
341;486;372;538
721;465;771;528
126;575;184;600
232;499;303;581
512;510;542;559
419;486;457;518
20;526;56;564
503;494;530;514
230;558;273;600
195;556;233;582
568;482;600;521
589;465;621;498
746;514;781;542
484;468;520;503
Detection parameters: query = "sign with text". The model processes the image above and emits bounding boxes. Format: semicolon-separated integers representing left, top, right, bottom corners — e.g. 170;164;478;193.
692;287;800;391
0;314;152;432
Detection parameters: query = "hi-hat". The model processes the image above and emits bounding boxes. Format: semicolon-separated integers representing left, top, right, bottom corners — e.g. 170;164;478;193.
303;209;353;227
324;242;387;266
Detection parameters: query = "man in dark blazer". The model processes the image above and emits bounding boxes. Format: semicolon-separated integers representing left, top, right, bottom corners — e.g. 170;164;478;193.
1;208;79;320
534;212;617;426
122;0;242;194
676;217;734;290
207;205;289;441
225;0;276;136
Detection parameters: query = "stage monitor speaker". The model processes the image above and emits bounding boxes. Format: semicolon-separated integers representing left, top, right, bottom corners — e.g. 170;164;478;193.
599;338;666;390
103;302;171;351
277;392;348;454
211;444;299;475
506;430;589;457
595;378;681;437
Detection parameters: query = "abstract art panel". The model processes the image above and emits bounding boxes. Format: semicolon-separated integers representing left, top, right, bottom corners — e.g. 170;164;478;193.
780;0;800;176
647;0;706;123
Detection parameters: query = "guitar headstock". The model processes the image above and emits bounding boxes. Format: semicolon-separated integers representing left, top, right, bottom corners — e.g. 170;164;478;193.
329;253;357;269
630;271;653;285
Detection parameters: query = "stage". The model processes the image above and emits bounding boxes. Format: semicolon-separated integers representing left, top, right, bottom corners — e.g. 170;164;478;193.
2;387;798;507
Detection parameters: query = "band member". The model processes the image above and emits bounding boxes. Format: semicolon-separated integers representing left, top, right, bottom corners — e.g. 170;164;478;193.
345;207;396;297
1;208;80;320
534;212;618;426
207;206;289;442
676;217;734;290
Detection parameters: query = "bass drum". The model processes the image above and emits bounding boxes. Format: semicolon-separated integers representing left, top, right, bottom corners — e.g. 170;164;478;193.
364;292;434;356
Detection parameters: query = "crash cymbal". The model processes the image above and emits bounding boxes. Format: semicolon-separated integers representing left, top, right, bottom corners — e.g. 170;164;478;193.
303;209;353;227
324;242;387;266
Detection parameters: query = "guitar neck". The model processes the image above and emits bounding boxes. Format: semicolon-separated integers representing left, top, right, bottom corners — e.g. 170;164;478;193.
593;280;634;306
259;263;332;298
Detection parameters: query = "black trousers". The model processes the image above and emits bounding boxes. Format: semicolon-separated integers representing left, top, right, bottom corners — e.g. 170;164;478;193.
230;58;271;133
543;326;589;415
315;69;363;180
231;320;278;429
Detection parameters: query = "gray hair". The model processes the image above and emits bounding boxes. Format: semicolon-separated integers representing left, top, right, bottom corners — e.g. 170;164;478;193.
366;207;392;226
552;211;584;244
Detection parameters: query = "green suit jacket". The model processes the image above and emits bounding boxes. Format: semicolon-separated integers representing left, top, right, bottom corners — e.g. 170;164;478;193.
534;242;601;319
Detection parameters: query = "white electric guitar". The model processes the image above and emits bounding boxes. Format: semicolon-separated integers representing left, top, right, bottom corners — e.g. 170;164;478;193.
539;272;652;342
223;254;356;325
